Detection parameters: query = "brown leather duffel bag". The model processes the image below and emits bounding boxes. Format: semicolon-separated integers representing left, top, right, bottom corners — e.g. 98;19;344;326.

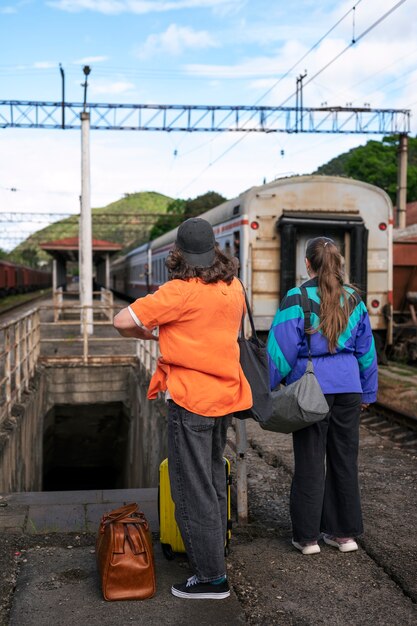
96;503;156;601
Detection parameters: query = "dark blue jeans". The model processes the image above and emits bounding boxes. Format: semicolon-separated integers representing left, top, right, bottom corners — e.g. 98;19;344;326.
290;393;363;543
167;401;231;582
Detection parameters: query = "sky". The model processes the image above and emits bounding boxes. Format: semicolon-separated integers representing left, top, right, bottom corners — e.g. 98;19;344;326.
0;0;417;250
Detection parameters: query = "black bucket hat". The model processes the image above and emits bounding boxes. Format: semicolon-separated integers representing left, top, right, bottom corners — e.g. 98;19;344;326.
176;218;216;267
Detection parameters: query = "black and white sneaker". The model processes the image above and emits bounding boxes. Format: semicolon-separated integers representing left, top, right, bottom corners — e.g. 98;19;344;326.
171;575;230;599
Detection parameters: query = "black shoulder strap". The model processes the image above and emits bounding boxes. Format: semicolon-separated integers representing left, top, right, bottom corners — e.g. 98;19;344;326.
299;286;312;359
237;278;260;346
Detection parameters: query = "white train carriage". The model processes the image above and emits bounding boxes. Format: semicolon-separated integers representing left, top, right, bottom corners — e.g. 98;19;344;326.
111;175;393;348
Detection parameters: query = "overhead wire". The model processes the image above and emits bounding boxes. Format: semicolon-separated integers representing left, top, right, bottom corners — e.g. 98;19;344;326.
175;0;366;193
172;0;368;183
310;46;417;103
277;0;408;108
175;0;409;195
252;0;364;106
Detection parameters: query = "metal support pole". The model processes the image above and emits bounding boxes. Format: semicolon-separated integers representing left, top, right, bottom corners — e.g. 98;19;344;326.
105;252;110;290
52;258;57;292
396;133;408;229
59;64;65;129
235;419;248;524
295;78;299;133
80;111;93;334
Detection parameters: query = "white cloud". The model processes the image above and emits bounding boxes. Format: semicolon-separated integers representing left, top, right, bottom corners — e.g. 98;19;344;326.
73;55;109;64
0;6;17;13
33;61;57;69
135;24;218;59
184;58;288;79
47;0;243;15
90;80;135;94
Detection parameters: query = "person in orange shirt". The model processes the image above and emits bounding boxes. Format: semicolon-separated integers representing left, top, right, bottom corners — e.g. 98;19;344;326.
114;218;252;600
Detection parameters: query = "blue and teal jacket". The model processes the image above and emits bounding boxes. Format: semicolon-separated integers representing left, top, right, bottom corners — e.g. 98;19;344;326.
267;278;378;403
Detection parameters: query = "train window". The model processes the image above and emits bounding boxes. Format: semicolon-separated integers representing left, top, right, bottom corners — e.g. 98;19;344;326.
233;231;240;260
295;231;345;286
224;241;231;257
233;205;240;215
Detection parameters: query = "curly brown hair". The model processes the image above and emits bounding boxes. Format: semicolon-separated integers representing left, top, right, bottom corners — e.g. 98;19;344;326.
165;244;237;284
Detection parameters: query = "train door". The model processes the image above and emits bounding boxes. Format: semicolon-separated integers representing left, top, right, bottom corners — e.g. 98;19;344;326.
295;231;347;285
279;216;367;298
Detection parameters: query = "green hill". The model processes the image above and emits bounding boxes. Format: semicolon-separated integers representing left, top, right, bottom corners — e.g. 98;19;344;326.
314;135;417;204
9;191;174;267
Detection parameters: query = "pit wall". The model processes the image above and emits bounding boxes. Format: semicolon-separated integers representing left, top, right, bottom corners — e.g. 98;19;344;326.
0;363;168;493
0;370;48;493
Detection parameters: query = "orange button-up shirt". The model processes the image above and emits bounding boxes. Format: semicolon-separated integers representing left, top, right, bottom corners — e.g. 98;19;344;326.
130;277;252;417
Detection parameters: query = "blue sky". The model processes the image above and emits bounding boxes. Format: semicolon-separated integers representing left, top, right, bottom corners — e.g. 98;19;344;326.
1;0;416;249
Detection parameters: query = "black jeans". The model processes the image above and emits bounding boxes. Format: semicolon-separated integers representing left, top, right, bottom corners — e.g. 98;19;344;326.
167;400;231;582
290;393;363;543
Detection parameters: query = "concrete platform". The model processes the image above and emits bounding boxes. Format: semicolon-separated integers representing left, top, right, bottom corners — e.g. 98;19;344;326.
0;488;159;534
0;488;245;625
9;546;244;626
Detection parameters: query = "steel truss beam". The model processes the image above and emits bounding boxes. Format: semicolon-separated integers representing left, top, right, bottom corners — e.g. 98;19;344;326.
0;100;410;134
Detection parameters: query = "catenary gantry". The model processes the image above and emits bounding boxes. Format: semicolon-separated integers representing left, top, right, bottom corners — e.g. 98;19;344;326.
0;100;410;135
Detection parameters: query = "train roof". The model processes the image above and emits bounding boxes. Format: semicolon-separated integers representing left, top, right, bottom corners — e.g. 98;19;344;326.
393;224;417;242
124;242;150;260
151;175;393;249
123;175;393;254
0;259;50;272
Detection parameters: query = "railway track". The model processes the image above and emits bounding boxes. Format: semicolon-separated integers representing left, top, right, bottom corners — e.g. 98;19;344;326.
361;401;417;449
0;289;51;318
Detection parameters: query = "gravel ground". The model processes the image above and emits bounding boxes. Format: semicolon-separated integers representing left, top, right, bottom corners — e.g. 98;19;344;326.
226;420;417;625
1;371;416;625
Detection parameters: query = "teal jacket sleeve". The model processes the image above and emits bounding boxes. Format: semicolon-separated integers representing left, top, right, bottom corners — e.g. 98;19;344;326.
354;303;378;403
267;291;304;390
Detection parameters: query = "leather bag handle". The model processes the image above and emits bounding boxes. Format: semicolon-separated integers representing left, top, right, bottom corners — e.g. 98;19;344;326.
100;503;139;532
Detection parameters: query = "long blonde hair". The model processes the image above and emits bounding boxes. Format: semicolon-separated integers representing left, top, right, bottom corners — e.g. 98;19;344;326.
305;237;355;353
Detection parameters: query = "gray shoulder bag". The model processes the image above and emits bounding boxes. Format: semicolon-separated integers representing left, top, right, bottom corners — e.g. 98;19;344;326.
260;286;329;434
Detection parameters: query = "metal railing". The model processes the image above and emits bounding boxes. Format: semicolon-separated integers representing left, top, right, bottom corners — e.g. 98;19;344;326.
0;309;40;425
52;287;114;322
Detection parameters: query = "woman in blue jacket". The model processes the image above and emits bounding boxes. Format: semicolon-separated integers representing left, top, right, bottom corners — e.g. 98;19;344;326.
267;236;377;555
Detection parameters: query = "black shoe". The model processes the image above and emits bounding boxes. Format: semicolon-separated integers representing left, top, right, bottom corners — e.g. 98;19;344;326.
171;575;230;599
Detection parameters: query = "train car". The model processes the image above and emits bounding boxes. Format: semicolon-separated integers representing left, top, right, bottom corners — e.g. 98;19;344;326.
0;261;17;296
110;175;393;355
110;246;148;299
391;225;417;360
0;260;52;298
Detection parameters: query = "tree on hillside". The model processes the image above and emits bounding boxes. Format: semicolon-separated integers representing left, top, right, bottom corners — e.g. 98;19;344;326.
183;191;227;219
149;191;227;240
149;199;186;240
0;248;9;260
8;245;43;268
314;135;417;204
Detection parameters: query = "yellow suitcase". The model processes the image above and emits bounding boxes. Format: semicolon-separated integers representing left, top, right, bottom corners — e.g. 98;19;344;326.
158;457;232;560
